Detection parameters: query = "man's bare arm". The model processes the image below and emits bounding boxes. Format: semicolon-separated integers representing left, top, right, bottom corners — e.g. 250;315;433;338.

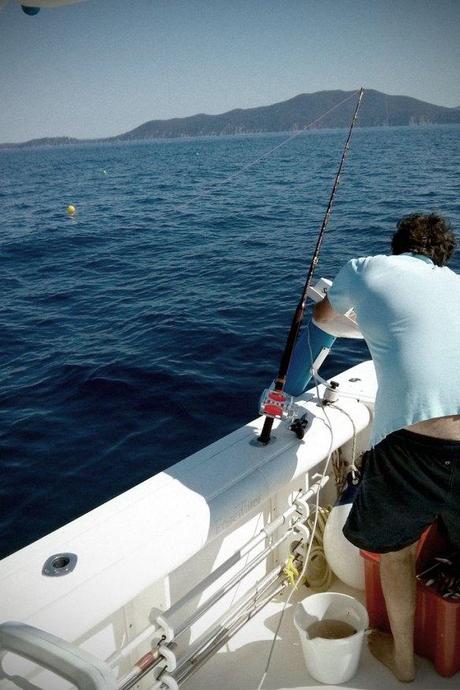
312;296;361;338
312;296;341;323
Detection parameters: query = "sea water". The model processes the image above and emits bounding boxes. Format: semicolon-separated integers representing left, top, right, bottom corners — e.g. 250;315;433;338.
1;125;459;558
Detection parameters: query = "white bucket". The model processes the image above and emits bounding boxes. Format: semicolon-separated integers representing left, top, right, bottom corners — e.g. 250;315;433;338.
294;592;369;685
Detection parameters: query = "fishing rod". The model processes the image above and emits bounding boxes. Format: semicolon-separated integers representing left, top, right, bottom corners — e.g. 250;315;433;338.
258;87;364;445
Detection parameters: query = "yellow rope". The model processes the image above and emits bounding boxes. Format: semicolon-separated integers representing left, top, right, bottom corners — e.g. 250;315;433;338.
283;554;300;588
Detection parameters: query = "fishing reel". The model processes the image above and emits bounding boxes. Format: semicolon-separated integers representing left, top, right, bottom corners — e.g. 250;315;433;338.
259;388;295;422
259;389;309;440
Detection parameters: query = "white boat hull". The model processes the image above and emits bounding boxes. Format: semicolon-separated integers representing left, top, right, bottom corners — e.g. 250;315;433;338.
1;361;377;688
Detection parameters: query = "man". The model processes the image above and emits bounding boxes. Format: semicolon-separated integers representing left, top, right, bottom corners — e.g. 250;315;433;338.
313;213;460;682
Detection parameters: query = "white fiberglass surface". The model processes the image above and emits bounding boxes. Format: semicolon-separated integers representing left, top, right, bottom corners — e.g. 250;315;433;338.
184;580;457;690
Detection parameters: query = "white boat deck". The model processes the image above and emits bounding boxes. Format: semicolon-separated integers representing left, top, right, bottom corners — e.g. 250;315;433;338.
186;580;457;690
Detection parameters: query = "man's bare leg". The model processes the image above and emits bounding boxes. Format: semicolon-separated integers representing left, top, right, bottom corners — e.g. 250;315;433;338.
368;542;417;682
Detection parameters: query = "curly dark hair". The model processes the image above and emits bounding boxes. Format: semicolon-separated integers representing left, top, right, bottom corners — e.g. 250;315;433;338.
391;213;456;266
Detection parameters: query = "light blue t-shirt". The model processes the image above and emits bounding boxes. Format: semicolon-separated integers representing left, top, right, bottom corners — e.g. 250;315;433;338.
327;253;460;447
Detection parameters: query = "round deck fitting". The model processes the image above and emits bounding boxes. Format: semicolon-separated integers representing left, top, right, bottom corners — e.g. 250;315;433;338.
42;553;78;577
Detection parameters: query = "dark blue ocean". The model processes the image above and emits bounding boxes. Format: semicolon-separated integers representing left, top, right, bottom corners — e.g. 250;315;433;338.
1;125;459;559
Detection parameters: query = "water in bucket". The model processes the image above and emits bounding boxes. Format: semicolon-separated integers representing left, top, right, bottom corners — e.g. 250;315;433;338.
294;591;369;684
306;619;357;640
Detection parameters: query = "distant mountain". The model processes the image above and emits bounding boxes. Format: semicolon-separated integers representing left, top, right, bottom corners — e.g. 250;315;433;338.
0;136;81;149
2;90;460;149
113;90;460;141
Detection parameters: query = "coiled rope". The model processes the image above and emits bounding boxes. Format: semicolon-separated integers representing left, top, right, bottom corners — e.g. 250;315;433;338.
303;504;333;591
302;442;357;592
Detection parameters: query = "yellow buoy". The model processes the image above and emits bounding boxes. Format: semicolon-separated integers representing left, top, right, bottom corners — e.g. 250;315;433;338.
67;204;76;215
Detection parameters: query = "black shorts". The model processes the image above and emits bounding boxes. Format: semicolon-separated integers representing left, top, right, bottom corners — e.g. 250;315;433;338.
343;428;460;554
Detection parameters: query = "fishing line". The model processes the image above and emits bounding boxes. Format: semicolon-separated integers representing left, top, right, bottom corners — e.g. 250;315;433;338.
140;91;363;229
169;90;362;218
169;92;363;424
258;88;364;445
0;92;361;254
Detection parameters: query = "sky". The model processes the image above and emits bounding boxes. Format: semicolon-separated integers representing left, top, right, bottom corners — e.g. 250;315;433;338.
1;0;459;143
